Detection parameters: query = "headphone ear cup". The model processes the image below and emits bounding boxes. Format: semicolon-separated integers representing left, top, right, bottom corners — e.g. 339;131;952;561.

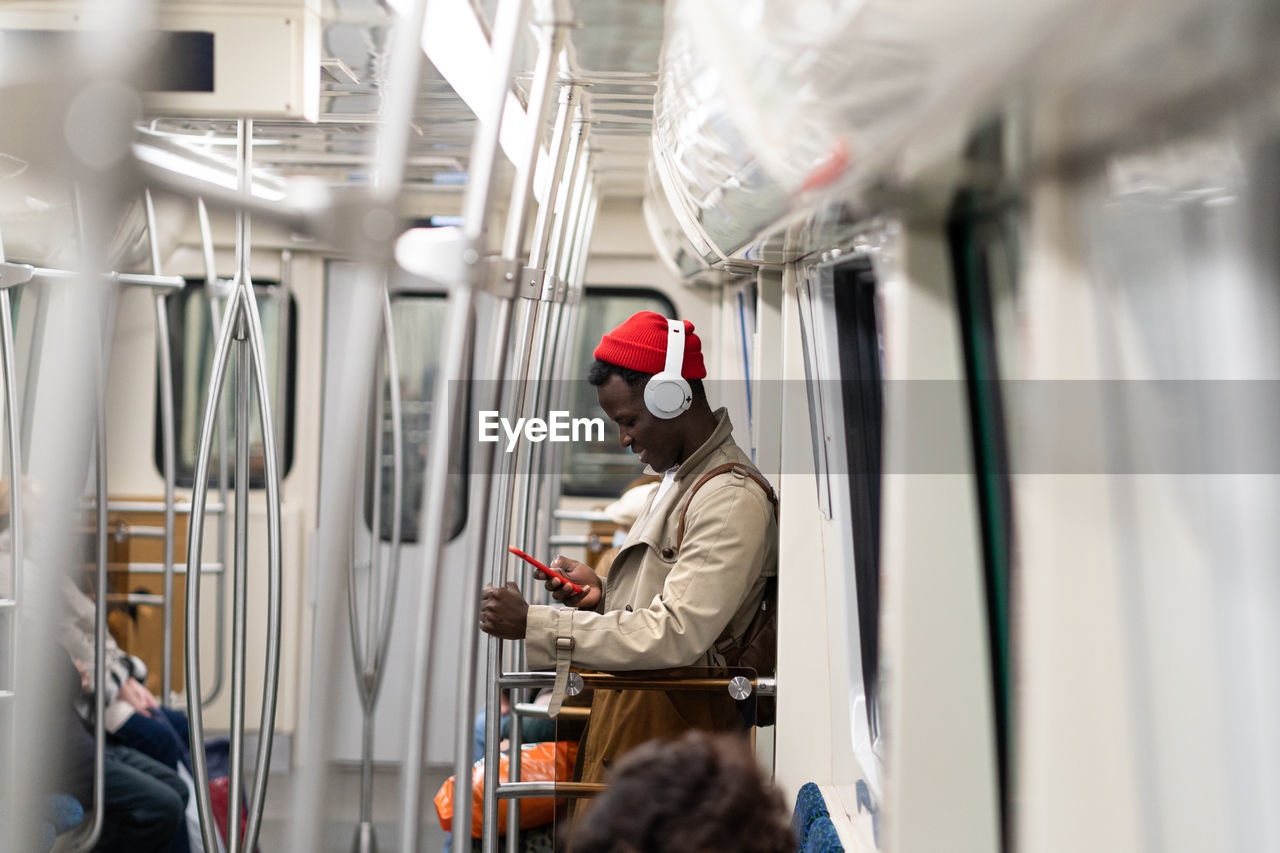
645;373;692;419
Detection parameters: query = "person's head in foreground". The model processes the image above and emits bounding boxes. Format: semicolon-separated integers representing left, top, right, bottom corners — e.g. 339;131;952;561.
565;731;794;853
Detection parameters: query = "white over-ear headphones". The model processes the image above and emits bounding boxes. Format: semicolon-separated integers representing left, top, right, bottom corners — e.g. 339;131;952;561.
644;318;693;419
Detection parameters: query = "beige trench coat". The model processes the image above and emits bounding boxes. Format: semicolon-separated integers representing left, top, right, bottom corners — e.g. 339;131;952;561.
525;409;778;791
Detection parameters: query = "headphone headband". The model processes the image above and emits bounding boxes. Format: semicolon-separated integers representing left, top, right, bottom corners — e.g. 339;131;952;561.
663;319;685;379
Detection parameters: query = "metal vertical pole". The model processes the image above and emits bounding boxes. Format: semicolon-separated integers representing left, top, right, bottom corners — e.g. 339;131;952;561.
144;190;178;705
229;293;251;853
240;243;285;853
0;230;22;826
226;118;257;853
448;0;528;846
482;18;568;850
520;117;585;563
499;154;593;850
57;182;112;853
541;189;597;548
66;340;110;853
185;118;284;853
276;250;291;473
349;288;405;853
400;0;527;843
186;280;246;853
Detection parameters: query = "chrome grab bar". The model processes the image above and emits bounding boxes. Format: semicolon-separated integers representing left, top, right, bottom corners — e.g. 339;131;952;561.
65;342;111;853
493;153;592;853
535;176;596;563
486;81;583;853
27;266;184;291
511;701;589;722
497;670;776;696
184;119;284;853
0;225;25;850
143;189;179;706
112;522;167;541
56;184;114;853
197;196;231;709
80;499;227;514
391;1;532;850
346;287;405;853
553;509;616;523
443;1;531;849
495;781;605;800
105;561;225;574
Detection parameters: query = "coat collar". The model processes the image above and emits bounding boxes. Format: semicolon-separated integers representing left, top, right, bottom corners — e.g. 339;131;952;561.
625;408;735;550
674;407;734;482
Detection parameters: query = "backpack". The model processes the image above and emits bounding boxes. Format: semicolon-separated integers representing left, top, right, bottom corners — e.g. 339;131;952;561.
676;463;779;726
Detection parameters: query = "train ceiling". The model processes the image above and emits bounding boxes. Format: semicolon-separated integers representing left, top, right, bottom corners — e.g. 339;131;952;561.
137;0;663;205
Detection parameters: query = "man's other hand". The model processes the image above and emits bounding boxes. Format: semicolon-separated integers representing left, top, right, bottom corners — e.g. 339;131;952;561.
481;581;529;640
538;556;602;610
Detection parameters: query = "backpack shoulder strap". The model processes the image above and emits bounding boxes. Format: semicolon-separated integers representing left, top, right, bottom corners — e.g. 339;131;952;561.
676;463;778;548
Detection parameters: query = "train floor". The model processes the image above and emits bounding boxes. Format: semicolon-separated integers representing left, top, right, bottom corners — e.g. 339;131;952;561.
254;758;454;852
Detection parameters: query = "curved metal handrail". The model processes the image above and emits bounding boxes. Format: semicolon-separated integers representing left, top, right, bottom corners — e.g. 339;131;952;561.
483;81;583;853
143;190;178;705
239;254;284;853
371;291;405;682
65;352;110;853
492;169;593;853
184;119;283;853
346;285;405;852
196;196;231;708
184;270;241;853
399;2;529;850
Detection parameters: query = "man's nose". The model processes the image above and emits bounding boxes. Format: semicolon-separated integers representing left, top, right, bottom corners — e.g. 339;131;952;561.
619;430;632;448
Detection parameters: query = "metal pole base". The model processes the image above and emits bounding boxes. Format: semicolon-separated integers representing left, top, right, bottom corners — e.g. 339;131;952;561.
351;821;377;853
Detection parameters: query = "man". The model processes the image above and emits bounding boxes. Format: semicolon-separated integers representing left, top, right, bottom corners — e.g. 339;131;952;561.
480;310;778;792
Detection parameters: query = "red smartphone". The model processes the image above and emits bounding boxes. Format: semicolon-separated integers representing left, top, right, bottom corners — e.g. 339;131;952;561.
507;546;586;596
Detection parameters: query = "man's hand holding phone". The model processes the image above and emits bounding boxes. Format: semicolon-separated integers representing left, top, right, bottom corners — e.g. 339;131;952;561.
538;555;602;610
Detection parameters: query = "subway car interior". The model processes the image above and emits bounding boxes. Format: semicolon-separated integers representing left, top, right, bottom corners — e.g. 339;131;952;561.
2;0;1280;851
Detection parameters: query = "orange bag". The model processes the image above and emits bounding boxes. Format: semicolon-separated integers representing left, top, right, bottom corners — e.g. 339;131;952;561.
434;740;578;838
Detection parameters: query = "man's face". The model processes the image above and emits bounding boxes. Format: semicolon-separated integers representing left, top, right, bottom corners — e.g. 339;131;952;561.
596;374;683;472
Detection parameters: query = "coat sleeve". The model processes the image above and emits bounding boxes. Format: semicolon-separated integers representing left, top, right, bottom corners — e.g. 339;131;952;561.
525;479;774;671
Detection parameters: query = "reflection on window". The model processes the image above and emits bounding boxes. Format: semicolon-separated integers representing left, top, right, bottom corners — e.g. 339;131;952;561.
562;288;677;498
158;281;296;488
364;295;466;543
832;258;884;740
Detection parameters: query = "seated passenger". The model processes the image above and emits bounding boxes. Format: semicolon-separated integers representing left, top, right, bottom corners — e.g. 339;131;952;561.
58;574;192;773
50;652;188;853
481;312;778;812
59;577;203;852
566;731;793;853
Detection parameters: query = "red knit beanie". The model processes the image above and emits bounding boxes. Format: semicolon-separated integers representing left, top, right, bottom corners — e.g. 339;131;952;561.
593;311;707;379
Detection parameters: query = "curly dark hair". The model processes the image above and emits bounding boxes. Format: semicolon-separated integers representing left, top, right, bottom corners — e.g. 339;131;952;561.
586;358;706;401
565;732;794;853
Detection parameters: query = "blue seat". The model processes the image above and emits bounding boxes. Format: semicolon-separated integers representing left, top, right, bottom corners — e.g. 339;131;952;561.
1;793;84;852
792;782;845;853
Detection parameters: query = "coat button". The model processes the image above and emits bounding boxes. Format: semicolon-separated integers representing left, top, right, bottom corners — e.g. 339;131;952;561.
661;546;675;560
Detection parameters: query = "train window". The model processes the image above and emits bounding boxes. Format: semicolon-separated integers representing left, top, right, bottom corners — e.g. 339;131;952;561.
157;281;297;488
561;287;677;498
831;258;885;740
363;294;467;543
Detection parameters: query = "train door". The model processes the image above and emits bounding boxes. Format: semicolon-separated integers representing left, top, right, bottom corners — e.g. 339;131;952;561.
320;260;468;770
